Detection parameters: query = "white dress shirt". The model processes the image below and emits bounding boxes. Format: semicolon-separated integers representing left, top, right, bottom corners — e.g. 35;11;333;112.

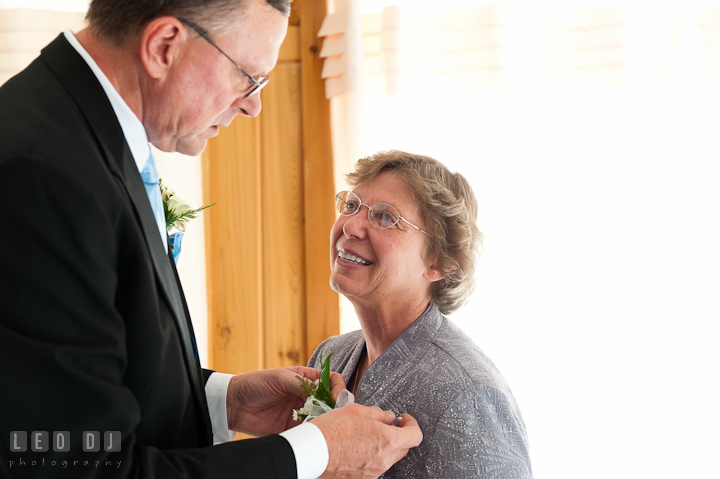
63;30;328;479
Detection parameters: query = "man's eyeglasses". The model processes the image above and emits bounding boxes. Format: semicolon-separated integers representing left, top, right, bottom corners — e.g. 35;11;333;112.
334;191;431;237
178;18;270;99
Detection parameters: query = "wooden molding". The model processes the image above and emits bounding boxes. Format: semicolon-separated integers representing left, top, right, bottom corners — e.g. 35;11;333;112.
299;0;340;360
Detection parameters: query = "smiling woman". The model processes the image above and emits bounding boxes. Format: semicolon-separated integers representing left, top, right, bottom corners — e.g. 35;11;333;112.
329;171;440;313
309;150;532;479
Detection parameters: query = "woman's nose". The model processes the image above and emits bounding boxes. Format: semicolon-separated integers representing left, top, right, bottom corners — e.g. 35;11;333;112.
342;210;370;239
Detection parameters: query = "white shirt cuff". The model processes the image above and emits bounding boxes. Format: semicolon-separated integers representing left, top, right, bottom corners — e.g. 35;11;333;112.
280;422;329;479
204;372;236;444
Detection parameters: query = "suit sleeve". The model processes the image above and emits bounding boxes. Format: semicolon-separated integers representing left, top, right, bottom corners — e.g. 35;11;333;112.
0;155;297;478
202;369;216;385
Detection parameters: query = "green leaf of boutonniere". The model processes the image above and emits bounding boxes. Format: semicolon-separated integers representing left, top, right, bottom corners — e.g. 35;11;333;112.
160;179;215;232
315;352;336;408
293;343;336;422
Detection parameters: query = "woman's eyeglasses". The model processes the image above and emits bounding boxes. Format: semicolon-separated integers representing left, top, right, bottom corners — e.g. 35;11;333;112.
334;191;430;237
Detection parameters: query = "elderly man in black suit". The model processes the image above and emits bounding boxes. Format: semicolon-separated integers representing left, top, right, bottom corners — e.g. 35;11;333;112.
0;0;422;478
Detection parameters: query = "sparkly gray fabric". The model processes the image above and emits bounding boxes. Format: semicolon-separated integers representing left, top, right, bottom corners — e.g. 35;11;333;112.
308;304;533;479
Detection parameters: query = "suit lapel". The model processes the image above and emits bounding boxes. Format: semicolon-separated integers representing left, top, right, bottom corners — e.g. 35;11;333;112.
121;147;201;366
123;154;212;441
41;35;211;443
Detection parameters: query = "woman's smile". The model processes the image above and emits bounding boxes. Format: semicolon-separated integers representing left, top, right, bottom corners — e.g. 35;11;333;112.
337;248;372;266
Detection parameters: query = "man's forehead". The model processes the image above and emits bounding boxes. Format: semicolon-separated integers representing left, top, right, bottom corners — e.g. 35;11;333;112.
222;1;288;74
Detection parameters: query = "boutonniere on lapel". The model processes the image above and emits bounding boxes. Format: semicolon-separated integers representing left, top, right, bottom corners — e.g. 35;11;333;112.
160;179;215;264
292;345;355;423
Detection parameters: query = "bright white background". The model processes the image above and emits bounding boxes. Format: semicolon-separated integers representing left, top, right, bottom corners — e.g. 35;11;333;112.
361;84;720;478
327;1;720;476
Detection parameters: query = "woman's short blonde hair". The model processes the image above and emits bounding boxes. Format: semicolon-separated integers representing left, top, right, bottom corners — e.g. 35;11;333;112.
346;150;483;315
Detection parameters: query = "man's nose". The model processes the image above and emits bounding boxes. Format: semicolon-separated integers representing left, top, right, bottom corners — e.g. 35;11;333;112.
234;93;262;117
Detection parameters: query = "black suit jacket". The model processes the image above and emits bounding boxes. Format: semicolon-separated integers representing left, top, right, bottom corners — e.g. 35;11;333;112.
0;35;296;478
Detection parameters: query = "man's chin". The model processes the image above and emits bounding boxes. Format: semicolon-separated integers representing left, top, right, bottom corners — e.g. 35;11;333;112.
175;138;209;157
147;137;206;157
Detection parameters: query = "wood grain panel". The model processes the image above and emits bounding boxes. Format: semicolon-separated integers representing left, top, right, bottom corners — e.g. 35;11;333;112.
277;25;300;63
203;0;340;379
299;0;340;359
203;118;264;374
261;62;306;369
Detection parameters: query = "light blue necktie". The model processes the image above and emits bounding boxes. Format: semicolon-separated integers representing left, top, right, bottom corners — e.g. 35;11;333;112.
140;150;167;252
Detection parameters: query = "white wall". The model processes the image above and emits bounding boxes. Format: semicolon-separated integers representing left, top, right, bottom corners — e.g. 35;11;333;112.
0;0;89;11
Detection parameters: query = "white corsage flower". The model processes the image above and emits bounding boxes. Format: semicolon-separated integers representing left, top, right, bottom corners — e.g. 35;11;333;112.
292;345;354;423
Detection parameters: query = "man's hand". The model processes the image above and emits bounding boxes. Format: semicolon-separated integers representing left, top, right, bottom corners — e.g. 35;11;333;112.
312;404;423;478
226;366;346;436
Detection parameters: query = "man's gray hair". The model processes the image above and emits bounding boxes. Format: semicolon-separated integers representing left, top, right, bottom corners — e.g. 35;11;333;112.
86;0;291;46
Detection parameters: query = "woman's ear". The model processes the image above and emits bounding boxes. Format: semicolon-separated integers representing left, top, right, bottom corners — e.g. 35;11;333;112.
140;17;184;80
423;255;445;283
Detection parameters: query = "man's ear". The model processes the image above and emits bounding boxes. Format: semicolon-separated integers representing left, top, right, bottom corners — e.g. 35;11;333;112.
140;17;184;80
423;255;445;283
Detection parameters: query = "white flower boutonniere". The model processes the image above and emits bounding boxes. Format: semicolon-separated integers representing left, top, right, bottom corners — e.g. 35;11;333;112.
160;179;215;263
160;179;215;233
293;346;354;423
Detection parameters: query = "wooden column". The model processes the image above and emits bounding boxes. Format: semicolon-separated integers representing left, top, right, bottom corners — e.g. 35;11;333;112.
260;59;306;369
298;0;340;363
203;0;339;377
203;113;264;374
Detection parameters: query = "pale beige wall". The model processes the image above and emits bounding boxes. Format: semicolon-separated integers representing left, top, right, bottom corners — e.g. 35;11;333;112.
0;9;85;85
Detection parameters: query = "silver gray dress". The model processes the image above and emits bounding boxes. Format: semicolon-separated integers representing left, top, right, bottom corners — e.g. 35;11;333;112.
308;304;532;479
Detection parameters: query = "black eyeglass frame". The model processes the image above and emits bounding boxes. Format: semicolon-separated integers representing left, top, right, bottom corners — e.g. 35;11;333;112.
334;191;431;237
178;18;270;99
